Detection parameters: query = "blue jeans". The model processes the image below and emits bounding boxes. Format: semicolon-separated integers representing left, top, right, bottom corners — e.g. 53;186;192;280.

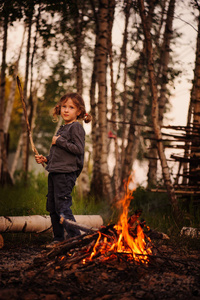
47;172;80;241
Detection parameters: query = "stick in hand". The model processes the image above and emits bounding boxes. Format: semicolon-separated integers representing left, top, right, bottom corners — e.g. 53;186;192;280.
17;76;44;167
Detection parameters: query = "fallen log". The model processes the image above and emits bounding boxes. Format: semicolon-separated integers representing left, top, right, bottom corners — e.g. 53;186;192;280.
0;215;103;233
180;227;200;238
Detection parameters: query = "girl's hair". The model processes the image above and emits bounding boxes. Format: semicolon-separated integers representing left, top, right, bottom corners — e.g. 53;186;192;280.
53;92;92;123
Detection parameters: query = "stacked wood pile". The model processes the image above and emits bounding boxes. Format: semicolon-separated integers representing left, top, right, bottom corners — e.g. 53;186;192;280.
146;123;200;204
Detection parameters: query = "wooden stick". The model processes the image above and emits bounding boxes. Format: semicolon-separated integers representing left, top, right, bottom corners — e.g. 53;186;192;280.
17;76;44;167
60;216;98;234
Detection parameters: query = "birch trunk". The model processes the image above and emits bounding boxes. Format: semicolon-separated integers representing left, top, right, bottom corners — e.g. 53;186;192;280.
0;12;12;185
121;51;146;184
147;1;167;186
74;2;83;95
138;0;180;218
96;0;113;201
90;36;104;195
147;0;176;187
72;2;91;197
0;215;103;233
108;0;120;198
4;27;25;134
158;0;176;124
10;133;23;179
89;1;104;196
121;0;155;185
120;0;132;177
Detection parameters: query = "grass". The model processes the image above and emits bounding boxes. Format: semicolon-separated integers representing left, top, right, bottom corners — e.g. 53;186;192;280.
0;172;48;216
0;172;200;251
131;186;200;236
0;172;111;220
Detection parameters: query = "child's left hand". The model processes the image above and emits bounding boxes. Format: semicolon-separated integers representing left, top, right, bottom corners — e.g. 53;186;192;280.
52;135;60;145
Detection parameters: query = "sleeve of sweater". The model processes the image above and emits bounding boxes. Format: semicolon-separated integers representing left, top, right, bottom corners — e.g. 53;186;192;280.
55;123;85;155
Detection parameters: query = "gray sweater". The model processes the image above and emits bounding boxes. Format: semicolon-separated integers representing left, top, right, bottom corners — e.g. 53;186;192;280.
45;122;85;175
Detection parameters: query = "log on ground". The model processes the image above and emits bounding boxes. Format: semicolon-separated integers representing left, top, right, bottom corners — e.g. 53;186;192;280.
0;215;103;233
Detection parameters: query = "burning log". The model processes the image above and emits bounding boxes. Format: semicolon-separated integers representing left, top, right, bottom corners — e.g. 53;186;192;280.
28;177;154;280
22;176;171;286
128;210;169;240
26;222;154;286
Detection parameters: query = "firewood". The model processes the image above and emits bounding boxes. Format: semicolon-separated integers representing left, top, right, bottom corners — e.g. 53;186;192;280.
60;216;99;234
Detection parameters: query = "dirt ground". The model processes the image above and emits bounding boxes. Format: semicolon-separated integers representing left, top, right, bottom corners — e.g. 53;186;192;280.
0;233;200;300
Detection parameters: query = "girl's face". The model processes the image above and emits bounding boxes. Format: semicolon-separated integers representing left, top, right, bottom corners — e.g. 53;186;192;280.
60;98;81;124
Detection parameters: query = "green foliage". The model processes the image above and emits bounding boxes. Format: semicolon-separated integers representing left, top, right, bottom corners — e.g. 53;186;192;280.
0;172;112;223
71;188;112;225
1;172;199;246
129;186;200;236
0;172;48;216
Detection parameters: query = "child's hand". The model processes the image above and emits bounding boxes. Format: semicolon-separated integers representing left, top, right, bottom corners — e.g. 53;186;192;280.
35;155;47;164
52;135;60;145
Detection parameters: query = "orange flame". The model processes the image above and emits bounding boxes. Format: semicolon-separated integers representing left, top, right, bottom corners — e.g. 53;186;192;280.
85;174;152;264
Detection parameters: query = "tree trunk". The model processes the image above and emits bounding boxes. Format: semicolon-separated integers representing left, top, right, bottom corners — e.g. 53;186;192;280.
0;215;103;233
96;0;113;201
72;1;91;197
90;40;105;196
108;0;120;198
74;1;83;95
4;27;26;134
10;133;23;179
121;0;155;186
189;8;200;185
0;12;12;185
147;0;168;187
120;0;132;178
138;0;180;219
89;1;104;197
121;51;146;184
158;0;176;124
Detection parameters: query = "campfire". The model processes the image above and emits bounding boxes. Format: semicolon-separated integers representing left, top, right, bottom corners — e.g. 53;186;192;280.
33;174;153;273
3;177;200;300
82;176;152;265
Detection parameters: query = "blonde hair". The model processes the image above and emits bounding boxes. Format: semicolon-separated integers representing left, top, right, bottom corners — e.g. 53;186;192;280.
53;92;92;123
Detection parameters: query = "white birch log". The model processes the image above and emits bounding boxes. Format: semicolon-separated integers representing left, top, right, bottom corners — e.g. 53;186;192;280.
0;215;103;233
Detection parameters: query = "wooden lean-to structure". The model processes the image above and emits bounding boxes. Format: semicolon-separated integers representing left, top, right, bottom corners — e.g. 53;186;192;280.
147;122;200;205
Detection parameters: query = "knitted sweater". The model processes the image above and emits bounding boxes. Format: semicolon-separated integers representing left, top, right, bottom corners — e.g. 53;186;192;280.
46;121;85;175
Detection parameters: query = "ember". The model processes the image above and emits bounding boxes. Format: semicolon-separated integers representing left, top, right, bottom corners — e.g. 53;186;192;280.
83;175;152;264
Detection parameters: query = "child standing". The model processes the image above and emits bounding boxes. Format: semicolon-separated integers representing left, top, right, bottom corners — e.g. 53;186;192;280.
35;93;92;245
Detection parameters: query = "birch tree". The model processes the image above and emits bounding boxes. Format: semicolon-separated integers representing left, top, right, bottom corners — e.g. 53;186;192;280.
147;0;176;187
21;3;35;179
119;0;132;183
107;0;120;197
0;0;22;185
92;0;113;201
3;28;25;135
89;0;101;196
0;3;9;185
138;0;181;218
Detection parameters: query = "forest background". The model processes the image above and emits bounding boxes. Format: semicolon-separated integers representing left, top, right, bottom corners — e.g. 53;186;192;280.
0;0;200;231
